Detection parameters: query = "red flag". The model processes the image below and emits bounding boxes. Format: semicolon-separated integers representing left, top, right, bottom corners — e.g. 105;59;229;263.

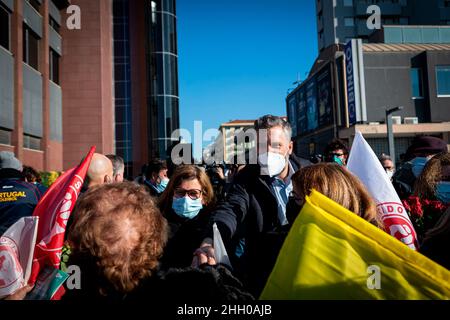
28;147;96;284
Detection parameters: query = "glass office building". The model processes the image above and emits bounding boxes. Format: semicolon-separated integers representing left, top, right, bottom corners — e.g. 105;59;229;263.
113;0;134;178
148;0;180;159
112;0;180;177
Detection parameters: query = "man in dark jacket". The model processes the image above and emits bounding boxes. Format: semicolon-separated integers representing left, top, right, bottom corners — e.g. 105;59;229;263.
193;115;303;297
0;151;43;234
143;159;169;197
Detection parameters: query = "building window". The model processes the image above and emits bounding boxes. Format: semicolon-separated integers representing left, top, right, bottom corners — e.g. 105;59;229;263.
27;0;41;12
49;16;60;34
0;4;10;51
344;17;355;27
23;26;40;70
0;128;12;145
410;68;423;99
436;66;450;97
23;134;41;150
343;0;353;6
400;17;409;24
50;49;60;84
444;0;450;8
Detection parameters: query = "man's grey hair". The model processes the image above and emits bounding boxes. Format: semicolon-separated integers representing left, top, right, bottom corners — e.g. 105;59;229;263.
106;154;125;176
379;153;392;162
254;115;292;141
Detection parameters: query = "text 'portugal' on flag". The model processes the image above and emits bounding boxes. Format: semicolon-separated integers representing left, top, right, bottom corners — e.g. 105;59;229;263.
347;132;418;250
28;146;96;284
260;190;450;300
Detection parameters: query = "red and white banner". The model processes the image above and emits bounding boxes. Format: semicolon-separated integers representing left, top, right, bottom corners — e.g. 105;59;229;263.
347;132;418;250
0;216;38;299
29;147;96;284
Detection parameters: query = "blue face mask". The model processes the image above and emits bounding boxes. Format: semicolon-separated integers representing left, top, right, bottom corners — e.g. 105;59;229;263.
172;196;203;219
158;178;169;191
436;181;450;204
151;177;169;194
411;157;428;178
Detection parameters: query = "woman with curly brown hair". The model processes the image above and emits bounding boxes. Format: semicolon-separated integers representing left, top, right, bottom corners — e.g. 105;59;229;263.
62;182;253;301
64;182;169;299
158;165;216;269
403;152;450;243
287;163;383;229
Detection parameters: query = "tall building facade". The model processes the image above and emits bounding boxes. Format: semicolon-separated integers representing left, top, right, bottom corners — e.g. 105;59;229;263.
0;0;68;171
287;38;450;162
286;1;450;163
112;0;133;177
112;0;180;177
61;0;115;169
148;0;180;160
0;0;180;176
316;0;450;52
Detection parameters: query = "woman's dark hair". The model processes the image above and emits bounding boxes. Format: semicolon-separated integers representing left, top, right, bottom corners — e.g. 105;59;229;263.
22;165;41;183
324;139;349;157
414;152;450;199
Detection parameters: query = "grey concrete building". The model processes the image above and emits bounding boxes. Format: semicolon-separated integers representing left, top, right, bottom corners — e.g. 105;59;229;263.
287;37;450;162
316;0;450;52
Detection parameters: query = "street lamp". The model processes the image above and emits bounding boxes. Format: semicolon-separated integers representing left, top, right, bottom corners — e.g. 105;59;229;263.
385;106;403;163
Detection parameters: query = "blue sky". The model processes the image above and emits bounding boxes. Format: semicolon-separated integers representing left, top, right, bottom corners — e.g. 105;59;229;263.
176;0;318;153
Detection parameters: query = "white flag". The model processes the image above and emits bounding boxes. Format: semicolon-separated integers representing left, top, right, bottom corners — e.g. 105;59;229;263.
347;132;418;250
0;216;39;298
213;223;232;269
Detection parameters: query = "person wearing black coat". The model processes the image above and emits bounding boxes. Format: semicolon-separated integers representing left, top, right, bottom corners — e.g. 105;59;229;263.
420;207;450;270
60;182;253;302
158;165;217;269
142;159;170;197
159;207;211;269
193;115;303;297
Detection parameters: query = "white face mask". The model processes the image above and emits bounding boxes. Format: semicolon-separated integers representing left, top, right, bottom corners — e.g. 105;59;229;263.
386;169;395;180
258;152;287;177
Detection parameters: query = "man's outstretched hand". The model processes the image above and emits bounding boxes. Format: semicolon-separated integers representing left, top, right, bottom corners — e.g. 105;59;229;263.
192;238;216;267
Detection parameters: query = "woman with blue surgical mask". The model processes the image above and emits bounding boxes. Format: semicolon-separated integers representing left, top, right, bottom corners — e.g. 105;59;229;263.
403;152;450;243
158;165;216;269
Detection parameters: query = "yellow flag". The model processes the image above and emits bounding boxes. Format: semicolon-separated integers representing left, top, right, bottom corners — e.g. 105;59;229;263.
260;190;450;300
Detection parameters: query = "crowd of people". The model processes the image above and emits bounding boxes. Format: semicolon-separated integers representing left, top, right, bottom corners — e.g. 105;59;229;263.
1;114;449;300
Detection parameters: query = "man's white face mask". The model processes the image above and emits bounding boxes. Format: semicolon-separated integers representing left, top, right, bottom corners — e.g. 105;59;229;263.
386;169;395;180
258;152;287;177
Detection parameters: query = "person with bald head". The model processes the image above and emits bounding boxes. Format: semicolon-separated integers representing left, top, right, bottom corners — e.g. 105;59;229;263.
84;153;114;190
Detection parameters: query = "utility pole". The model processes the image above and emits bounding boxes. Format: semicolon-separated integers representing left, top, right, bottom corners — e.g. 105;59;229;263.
385;106;403;163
